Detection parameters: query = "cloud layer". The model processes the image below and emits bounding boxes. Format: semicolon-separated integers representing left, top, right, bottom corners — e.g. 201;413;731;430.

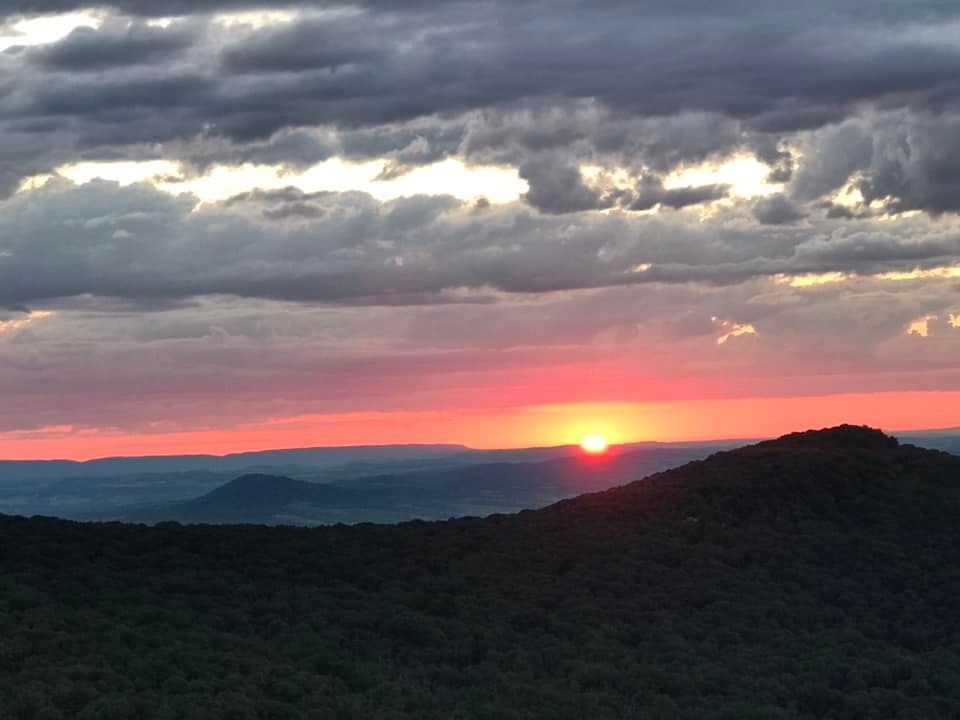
4;1;960;450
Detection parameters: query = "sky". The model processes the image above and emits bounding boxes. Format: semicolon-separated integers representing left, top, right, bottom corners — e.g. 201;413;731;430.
2;1;960;459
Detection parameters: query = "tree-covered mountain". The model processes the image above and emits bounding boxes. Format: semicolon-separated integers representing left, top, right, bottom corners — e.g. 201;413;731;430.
2;426;959;719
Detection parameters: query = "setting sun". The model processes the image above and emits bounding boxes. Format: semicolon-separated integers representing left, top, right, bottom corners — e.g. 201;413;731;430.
581;434;609;454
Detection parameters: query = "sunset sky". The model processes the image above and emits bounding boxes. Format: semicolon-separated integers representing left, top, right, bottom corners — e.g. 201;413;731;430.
2;1;960;459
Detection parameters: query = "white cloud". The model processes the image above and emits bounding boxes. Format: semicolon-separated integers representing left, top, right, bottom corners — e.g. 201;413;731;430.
0;311;54;336
665;156;782;199
23;157;528;206
0;11;102;52
907;316;934;337
713;317;758;345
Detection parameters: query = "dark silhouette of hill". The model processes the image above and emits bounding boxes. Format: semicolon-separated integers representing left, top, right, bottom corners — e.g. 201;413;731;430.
2;425;960;719
124;474;365;524
201;473;333;507
761;423;899;450
120;445;708;525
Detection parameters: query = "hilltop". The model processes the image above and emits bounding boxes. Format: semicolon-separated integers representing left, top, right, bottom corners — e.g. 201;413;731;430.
123;474;363;524
1;426;959;719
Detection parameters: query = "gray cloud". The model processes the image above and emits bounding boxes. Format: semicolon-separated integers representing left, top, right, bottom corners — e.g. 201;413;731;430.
4;267;960;436
857;112;960;214
788;121;874;202
5;0;293;15
221;16;387;74
28;21;197;71
752;195;806;225
5;2;960;185
781;110;960;216
5;1;960;443
629;179;729;212
519;156;602;214
3;180;960;310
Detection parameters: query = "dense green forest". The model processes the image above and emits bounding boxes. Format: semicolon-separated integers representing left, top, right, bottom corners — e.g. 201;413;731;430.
2;426;959;719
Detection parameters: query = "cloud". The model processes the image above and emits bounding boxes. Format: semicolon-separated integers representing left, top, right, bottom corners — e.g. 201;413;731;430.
3;1;960;442
5;265;960;439
220;15;386;73
27;20;196;70
519;156;602;214
5;2;960;190
0;310;52;336
714;318;757;345
788;121;873;202
857;112;960;214
752;195;806;225
630;178;729;212
4;178;960;309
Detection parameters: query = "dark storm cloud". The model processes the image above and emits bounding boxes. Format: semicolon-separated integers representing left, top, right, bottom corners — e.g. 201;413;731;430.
857;113;960;214
28;22;197;71
8;0;960;21
25;73;215;119
196;4;960;135
6;2;960;156
3;0;960;226
221;16;386;73
5;0;287;15
780;111;960;216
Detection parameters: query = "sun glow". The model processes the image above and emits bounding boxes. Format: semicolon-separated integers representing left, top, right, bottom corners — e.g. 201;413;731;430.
580;434;609;454
21;157;528;206
664;155;782;198
0;11;103;52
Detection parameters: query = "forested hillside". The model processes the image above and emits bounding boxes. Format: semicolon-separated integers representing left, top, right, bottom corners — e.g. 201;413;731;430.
2;426;959;719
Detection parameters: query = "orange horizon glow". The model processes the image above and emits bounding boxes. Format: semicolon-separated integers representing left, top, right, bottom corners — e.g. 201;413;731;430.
0;390;958;462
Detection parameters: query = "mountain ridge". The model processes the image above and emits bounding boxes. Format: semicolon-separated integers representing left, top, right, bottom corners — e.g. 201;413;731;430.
118;444;720;525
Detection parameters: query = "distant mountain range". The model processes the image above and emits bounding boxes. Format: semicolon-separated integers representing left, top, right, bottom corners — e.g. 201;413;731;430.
0;443;468;484
1;430;956;525
121;445;712;525
896;429;960;455
3;425;958;718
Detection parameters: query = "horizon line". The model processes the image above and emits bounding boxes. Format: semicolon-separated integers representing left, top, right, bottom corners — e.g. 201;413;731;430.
2;424;957;464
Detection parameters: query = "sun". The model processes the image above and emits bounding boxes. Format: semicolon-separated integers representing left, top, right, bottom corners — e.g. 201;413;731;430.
580;434;609;454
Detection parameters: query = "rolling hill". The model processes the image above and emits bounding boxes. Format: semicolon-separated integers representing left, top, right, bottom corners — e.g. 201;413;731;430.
1;425;959;718
0;440;733;522
124;473;364;524
119;445;710;525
